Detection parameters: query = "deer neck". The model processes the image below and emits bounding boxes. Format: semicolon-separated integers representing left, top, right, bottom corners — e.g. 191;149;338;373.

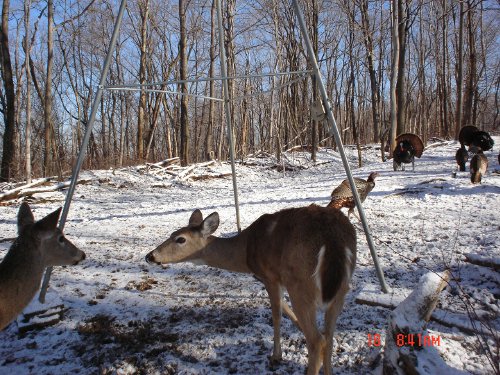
0;240;45;320
198;231;252;274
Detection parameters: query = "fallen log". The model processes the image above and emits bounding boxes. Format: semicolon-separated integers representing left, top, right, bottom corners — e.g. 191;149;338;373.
190;173;232;181
137;157;180;171
464;253;500;271
0;177;53;202
0;178;92;203
383;271;460;374
17;289;65;334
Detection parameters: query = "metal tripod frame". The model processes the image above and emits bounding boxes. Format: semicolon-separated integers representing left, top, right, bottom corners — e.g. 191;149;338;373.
39;0;388;302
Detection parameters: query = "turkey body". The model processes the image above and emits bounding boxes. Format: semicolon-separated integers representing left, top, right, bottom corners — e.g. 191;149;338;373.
470;152;488;184
328;172;379;217
455;147;469;172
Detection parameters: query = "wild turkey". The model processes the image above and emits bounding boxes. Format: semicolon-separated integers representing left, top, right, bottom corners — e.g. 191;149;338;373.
471;131;494;152
458;125;494;151
455;146;469;172
470;151;488;184
393;133;424;171
458;125;478;147
328;172;379;217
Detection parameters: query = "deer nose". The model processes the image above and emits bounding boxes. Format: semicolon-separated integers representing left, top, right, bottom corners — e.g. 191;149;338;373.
145;252;157;265
73;251;86;265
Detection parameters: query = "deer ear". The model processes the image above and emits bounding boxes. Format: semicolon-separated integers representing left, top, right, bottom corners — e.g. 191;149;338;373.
201;212;219;237
35;207;62;232
189;209;203;227
18;202;35;233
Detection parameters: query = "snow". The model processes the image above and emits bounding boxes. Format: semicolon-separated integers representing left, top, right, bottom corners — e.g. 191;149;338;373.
0;138;499;374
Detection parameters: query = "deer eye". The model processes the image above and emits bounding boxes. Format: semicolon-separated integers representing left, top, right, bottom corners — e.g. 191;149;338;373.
175;237;186;244
57;235;65;244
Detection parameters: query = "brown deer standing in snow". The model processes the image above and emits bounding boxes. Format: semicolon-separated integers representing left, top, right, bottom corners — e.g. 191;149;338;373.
145;204;356;375
0;203;86;331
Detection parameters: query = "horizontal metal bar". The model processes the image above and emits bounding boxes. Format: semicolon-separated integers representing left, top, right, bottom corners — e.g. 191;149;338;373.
104;70;313;90
107;87;224;102
107;72;310;104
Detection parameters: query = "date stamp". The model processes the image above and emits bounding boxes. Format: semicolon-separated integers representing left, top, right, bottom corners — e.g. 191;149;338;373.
367;333;441;347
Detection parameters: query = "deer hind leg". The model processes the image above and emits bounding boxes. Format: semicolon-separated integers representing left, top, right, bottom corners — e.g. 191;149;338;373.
287;284;325;375
282;299;300;330
264;281;284;363
322;284;350;375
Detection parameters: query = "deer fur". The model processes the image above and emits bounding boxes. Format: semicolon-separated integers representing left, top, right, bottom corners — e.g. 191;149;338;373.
146;204;356;375
0;203;86;331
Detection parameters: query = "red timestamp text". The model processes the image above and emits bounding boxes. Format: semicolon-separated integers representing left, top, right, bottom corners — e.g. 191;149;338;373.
367;333;383;347
396;333;441;347
366;333;442;347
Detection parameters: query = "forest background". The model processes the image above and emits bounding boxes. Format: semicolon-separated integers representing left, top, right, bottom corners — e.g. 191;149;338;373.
0;0;499;182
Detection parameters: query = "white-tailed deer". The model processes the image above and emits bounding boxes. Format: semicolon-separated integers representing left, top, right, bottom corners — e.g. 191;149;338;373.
0;203;86;331
146;204;356;375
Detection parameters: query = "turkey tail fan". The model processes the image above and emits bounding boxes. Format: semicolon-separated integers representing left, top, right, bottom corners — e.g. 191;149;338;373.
395;133;424;158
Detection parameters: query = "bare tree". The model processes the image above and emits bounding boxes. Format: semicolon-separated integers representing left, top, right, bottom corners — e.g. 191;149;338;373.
43;0;55;177
0;0;498;178
205;0;216;161
358;0;381;146
396;0;410;135
390;0;400;155
463;0;478;129
179;0;189;166
24;0;32;183
0;0;16;182
455;0;464;137
136;0;149;162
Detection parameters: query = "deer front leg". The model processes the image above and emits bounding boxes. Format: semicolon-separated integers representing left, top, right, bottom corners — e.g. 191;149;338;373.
265;282;283;363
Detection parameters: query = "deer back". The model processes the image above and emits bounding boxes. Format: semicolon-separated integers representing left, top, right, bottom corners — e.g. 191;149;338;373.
245;205;356;304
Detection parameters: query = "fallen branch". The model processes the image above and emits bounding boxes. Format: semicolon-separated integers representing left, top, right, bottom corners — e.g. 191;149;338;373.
383;271;454;374
425;140;453;150
176;165;197;180
137;157;180;171
189;173;232;181
383;188;426;198
0;178;92;203
356;281;495;336
0;177;54;202
417;178;447;185
464;253;500;271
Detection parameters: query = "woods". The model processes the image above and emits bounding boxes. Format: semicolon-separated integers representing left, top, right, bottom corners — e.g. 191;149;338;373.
0;0;498;182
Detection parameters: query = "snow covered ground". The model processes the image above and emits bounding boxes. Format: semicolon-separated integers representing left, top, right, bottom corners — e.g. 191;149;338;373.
0;139;499;374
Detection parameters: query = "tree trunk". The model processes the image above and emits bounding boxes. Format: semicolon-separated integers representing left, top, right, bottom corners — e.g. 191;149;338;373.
205;0;216;161
137;0;149;163
390;0;400;156
310;0;318;162
463;0;476;129
441;0;450;137
455;0;464;137
360;0;381;146
43;0;55;177
179;0;189;166
395;0;408;136
0;0;16;182
24;0;32;183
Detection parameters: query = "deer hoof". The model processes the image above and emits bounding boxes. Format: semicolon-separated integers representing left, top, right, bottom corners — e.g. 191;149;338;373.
268;354;282;370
